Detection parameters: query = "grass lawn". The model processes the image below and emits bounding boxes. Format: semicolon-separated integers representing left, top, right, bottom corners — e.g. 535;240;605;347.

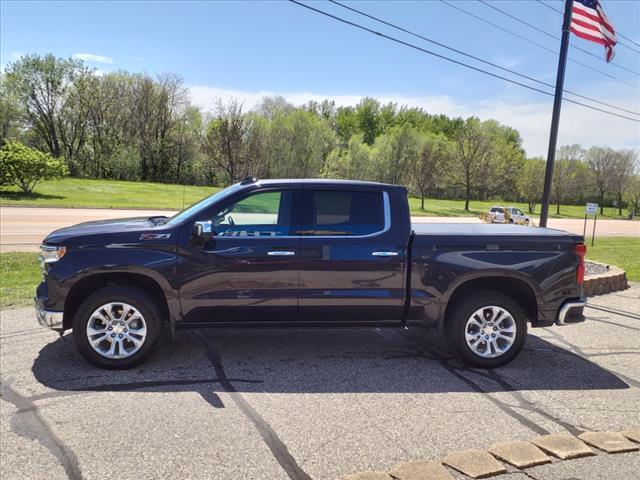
586;237;640;282
1;178;634;220
0;178;220;210
408;196;631;219
0;252;41;309
1;237;637;309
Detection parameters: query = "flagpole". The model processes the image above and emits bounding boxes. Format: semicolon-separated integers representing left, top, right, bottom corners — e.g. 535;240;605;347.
539;0;573;228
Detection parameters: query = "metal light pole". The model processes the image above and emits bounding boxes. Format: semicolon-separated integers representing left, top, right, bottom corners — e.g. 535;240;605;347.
539;0;573;228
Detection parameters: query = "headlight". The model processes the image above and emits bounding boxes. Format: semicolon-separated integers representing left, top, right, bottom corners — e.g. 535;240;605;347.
39;245;66;271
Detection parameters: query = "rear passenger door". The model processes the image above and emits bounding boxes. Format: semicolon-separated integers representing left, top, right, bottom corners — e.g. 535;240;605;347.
297;187;405;323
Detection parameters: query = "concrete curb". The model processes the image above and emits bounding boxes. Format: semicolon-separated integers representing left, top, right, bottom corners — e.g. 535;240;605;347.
338;428;640;480
584;260;628;296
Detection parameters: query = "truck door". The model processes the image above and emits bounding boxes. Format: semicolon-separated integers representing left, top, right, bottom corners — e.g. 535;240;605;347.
178;188;301;323
297;187;405;322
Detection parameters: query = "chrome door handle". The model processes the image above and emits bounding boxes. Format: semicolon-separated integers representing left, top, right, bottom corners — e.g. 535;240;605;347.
372;251;399;257
267;251;295;256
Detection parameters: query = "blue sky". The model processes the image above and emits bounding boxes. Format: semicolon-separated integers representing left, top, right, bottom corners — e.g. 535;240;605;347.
1;0;639;156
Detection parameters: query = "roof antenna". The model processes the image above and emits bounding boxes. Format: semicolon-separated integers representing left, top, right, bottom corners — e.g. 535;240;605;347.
240;176;257;185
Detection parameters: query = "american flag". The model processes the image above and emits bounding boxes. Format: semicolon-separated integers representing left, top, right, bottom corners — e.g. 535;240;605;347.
570;0;617;62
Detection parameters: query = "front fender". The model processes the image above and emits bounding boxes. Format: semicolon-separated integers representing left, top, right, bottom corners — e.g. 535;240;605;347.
45;245;181;323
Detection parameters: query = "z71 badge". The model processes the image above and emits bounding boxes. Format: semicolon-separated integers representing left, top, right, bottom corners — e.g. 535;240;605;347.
139;233;172;240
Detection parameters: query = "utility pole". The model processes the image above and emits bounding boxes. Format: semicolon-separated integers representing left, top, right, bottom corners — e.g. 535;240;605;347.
539;0;573;228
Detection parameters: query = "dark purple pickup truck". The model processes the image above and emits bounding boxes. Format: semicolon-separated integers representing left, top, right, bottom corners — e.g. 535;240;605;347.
36;178;587;369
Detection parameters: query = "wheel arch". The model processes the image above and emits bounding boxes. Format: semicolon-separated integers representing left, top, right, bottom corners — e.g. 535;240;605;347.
63;271;173;330
443;274;539;325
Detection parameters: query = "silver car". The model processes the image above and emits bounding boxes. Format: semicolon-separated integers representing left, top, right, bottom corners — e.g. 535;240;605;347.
488;206;530;225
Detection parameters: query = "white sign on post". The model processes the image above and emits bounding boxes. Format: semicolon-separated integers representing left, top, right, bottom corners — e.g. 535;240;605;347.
585;203;598;215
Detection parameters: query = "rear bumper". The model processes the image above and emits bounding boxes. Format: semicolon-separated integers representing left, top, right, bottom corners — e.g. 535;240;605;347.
555;299;586;325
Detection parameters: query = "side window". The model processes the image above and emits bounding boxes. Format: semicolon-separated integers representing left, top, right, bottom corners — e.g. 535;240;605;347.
212;190;293;237
303;190;385;236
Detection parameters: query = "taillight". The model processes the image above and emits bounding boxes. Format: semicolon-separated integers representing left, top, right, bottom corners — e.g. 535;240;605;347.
575;243;586;285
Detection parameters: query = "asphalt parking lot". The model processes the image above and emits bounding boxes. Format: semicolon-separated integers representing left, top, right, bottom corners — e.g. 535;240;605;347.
1;286;639;480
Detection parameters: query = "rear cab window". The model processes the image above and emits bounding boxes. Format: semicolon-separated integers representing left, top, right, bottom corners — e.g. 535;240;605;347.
301;190;385;236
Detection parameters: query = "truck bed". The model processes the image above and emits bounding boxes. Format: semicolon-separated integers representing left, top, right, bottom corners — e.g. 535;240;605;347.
411;223;583;246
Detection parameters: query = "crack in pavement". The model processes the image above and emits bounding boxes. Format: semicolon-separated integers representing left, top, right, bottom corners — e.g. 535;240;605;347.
0;379;83;480
386;328;603;438
544;329;640;389
481;369;586;437
586;304;640;321
190;330;313;480
585;317;640;332
28;376;262;402
378;329;553;436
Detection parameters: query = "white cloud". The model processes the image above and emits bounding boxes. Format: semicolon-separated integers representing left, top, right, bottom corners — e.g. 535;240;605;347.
189;85;640;157
72;53;114;64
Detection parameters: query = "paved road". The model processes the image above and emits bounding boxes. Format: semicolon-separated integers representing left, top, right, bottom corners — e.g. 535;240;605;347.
1;285;639;480
1;206;638;252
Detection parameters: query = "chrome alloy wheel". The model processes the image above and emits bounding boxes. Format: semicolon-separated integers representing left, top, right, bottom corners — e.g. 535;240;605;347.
86;302;147;359
464;306;516;358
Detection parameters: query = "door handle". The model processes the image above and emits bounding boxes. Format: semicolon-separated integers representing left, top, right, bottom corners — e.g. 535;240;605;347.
268;251;296;256
372;251;399;257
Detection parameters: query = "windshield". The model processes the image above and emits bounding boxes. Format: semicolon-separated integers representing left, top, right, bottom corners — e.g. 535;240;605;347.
164;184;245;225
490;207;504;213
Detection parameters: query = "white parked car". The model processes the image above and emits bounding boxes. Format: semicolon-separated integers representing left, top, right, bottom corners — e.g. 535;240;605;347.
488;206;530;225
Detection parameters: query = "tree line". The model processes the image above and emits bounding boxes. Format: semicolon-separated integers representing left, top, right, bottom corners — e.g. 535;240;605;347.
1;54;638;215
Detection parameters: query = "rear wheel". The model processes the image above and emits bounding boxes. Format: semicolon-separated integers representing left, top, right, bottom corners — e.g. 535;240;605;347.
73;286;162;369
446;290;527;368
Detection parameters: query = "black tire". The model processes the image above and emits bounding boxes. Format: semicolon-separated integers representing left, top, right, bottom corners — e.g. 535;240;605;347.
446;289;527;368
72;286;163;369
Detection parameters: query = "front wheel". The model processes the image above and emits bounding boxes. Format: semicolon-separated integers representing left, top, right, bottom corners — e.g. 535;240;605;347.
73;286;162;369
446;290;527;368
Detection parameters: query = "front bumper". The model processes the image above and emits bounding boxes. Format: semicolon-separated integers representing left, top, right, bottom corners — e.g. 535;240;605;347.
555;299;586;325
35;299;64;331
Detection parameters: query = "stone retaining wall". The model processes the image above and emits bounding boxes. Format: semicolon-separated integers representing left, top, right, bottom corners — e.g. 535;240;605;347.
584;260;628;296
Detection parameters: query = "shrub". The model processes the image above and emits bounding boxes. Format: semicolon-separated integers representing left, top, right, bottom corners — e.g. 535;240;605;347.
0;141;68;193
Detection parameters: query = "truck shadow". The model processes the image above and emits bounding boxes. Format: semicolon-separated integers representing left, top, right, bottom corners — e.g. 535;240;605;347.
31;327;629;400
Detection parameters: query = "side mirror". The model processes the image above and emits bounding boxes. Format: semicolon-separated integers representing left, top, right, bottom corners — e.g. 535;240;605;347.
192;220;213;241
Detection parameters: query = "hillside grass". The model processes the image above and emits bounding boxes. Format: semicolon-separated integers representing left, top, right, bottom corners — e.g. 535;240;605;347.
1;237;637;308
0;177;634;219
0;178;220;210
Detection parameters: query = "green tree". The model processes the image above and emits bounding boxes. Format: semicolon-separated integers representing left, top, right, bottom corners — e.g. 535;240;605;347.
0;73;22;145
450;118;494;211
5;54;87;158
517;158;545;213
586;146;617;214
322;134;373;180
0;141;68;193
553;145;583;215
335;106;358;145
355;97;381;145
411;132;452;210
610;149;637;216
625;174;640;217
482;120;524;200
373;125;422;185
202;99;250;183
